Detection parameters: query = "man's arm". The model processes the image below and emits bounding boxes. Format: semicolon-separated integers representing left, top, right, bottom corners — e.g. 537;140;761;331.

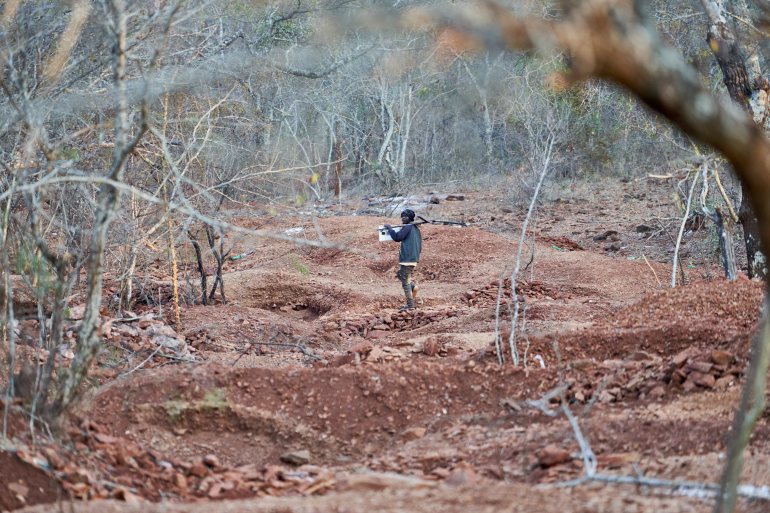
387;223;412;242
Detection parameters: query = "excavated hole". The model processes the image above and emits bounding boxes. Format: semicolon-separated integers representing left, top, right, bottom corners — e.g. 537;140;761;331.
242;282;343;317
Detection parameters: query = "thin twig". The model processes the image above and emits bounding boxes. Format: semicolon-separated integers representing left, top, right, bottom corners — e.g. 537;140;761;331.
544;472;770;501
508;134;555;365
642;255;662;286
122;344;164;376
711;166;739;222
232;340;321;366
671;167;700;287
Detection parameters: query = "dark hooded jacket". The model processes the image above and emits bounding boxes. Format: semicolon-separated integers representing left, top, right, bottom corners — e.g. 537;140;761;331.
387;223;422;264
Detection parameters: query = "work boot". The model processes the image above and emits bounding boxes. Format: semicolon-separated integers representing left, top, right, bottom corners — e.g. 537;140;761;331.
399;298;416;312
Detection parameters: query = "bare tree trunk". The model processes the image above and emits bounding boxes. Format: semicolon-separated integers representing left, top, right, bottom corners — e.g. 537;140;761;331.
697;2;770;509
206;226;226;303
167;215;181;331
376;86;395;185
461;51;498;164
1;176;18;437
739;195;766;278
506;134;555;365
672;170;700;287
334;135;343;198
713;209;738;280
701;164;738;280
25;196;77;423
53;0;147;415
188;230;208;305
119;193;139;312
700;0;767;279
119;246;138;312
396;83;413;181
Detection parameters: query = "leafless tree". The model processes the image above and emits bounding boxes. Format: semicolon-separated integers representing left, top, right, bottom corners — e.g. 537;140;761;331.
699;0;768;280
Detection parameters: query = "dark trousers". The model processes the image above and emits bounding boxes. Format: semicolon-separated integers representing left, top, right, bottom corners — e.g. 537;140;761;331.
396;265;416;307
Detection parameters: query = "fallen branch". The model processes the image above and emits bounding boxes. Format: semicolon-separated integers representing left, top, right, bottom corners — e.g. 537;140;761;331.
534;343;770;505
642;255;662;286
546;473;770;502
232;340;321;366
121;343;164;377
524;383;569;417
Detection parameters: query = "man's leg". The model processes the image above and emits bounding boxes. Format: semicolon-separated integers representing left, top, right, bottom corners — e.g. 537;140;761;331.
397;265;415;309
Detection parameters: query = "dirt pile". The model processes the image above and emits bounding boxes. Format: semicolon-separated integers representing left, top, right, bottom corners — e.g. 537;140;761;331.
610;277;763;333
0;450;62;511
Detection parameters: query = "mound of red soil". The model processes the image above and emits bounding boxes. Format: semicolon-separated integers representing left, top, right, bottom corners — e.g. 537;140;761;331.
593;278;763;359
0;451;62;511
610;278;763;332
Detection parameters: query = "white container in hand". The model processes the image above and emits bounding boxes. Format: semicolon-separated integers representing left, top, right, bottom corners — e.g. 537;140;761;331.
378;225;401;242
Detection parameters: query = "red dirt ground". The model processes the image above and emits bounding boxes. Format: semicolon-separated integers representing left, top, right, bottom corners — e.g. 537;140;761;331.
7;175;770;513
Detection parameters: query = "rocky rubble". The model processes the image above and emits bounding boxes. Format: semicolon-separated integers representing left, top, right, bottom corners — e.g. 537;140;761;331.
18;419;339;503
9;311;192;374
462;278;571;307
325;308;462;340
560;348;741;406
104;314;192;359
1;413;491;507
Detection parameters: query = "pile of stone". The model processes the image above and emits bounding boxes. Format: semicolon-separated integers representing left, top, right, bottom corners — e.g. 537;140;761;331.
663;347;739;392
104;314;192;359
462;279;568;307
41;420;336;502
564;347;741;406
326;308;461;340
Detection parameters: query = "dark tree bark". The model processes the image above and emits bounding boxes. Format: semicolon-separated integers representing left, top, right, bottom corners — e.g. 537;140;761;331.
710;208;738;280
703;1;767;279
739;195;765;278
206;226;226;304
187;230;208;306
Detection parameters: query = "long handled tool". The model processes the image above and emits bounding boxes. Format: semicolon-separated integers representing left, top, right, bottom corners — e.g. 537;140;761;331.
378;215;467;241
414;215;467;227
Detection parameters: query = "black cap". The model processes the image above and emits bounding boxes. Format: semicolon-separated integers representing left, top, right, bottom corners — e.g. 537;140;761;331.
401;209;415;221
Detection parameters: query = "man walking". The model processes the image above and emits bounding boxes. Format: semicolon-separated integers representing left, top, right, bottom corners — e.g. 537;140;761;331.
383;209;422;311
